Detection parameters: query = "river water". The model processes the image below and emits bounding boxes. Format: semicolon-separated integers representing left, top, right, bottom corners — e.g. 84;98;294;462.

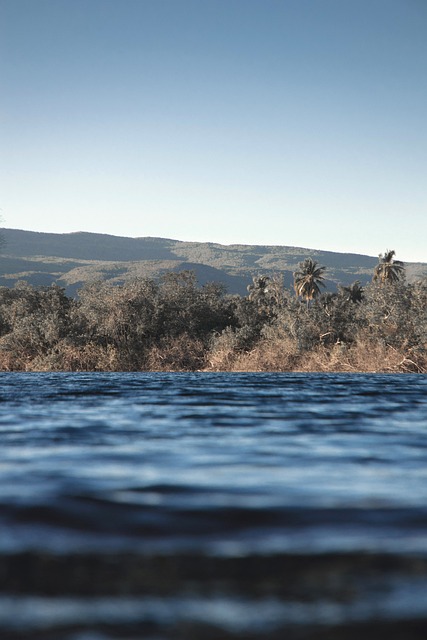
1;372;427;639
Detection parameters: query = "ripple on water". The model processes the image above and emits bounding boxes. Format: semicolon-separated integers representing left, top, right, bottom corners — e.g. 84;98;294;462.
1;372;427;637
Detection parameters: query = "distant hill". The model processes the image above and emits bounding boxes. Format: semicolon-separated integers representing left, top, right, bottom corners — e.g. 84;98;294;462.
1;228;425;297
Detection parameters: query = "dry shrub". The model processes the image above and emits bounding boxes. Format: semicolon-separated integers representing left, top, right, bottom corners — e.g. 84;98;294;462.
0;347;29;371
146;333;206;371
207;328;300;372
289;342;347;373
206;346;238;371
206;326;427;373
343;339;405;373
206;328;241;371
396;353;427;373
236;337;300;371
28;342;121;372
344;337;427;374
296;337;427;374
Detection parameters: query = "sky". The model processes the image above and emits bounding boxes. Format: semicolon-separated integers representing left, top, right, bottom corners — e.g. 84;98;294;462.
1;0;426;261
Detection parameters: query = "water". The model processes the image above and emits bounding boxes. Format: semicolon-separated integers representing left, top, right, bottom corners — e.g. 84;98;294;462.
1;372;427;639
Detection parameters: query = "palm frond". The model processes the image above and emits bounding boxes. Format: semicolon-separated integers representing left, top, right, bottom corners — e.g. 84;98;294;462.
293;258;326;303
373;249;405;285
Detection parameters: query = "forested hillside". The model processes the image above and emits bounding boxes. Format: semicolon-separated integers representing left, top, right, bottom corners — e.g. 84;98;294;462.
1;228;425;296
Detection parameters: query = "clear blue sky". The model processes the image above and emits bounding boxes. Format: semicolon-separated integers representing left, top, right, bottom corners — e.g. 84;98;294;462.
1;0;426;261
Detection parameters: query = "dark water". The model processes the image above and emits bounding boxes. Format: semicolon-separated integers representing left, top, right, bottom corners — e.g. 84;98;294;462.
1;372;427;639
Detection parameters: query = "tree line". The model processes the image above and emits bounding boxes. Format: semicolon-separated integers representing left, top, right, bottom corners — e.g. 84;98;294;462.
0;250;425;372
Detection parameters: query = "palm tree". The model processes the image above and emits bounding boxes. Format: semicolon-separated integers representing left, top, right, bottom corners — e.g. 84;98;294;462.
373;250;405;284
247;275;270;304
339;280;364;303
293;258;326;307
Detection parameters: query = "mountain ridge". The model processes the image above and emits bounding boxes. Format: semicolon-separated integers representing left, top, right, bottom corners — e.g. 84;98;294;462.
1;228;425;297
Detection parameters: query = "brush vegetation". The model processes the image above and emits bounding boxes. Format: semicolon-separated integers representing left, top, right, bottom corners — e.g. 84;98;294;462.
0;252;426;373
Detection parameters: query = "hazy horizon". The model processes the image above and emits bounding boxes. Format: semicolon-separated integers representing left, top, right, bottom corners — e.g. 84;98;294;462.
1;0;426;262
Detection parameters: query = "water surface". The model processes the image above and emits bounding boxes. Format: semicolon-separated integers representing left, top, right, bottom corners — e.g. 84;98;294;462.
1;372;426;639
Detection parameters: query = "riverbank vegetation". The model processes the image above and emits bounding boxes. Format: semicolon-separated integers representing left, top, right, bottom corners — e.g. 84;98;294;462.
0;251;426;373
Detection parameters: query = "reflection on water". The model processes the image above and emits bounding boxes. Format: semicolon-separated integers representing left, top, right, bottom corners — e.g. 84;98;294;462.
1;372;427;638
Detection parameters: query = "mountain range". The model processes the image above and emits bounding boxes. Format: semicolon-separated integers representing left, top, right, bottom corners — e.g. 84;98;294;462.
1;228;425;297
